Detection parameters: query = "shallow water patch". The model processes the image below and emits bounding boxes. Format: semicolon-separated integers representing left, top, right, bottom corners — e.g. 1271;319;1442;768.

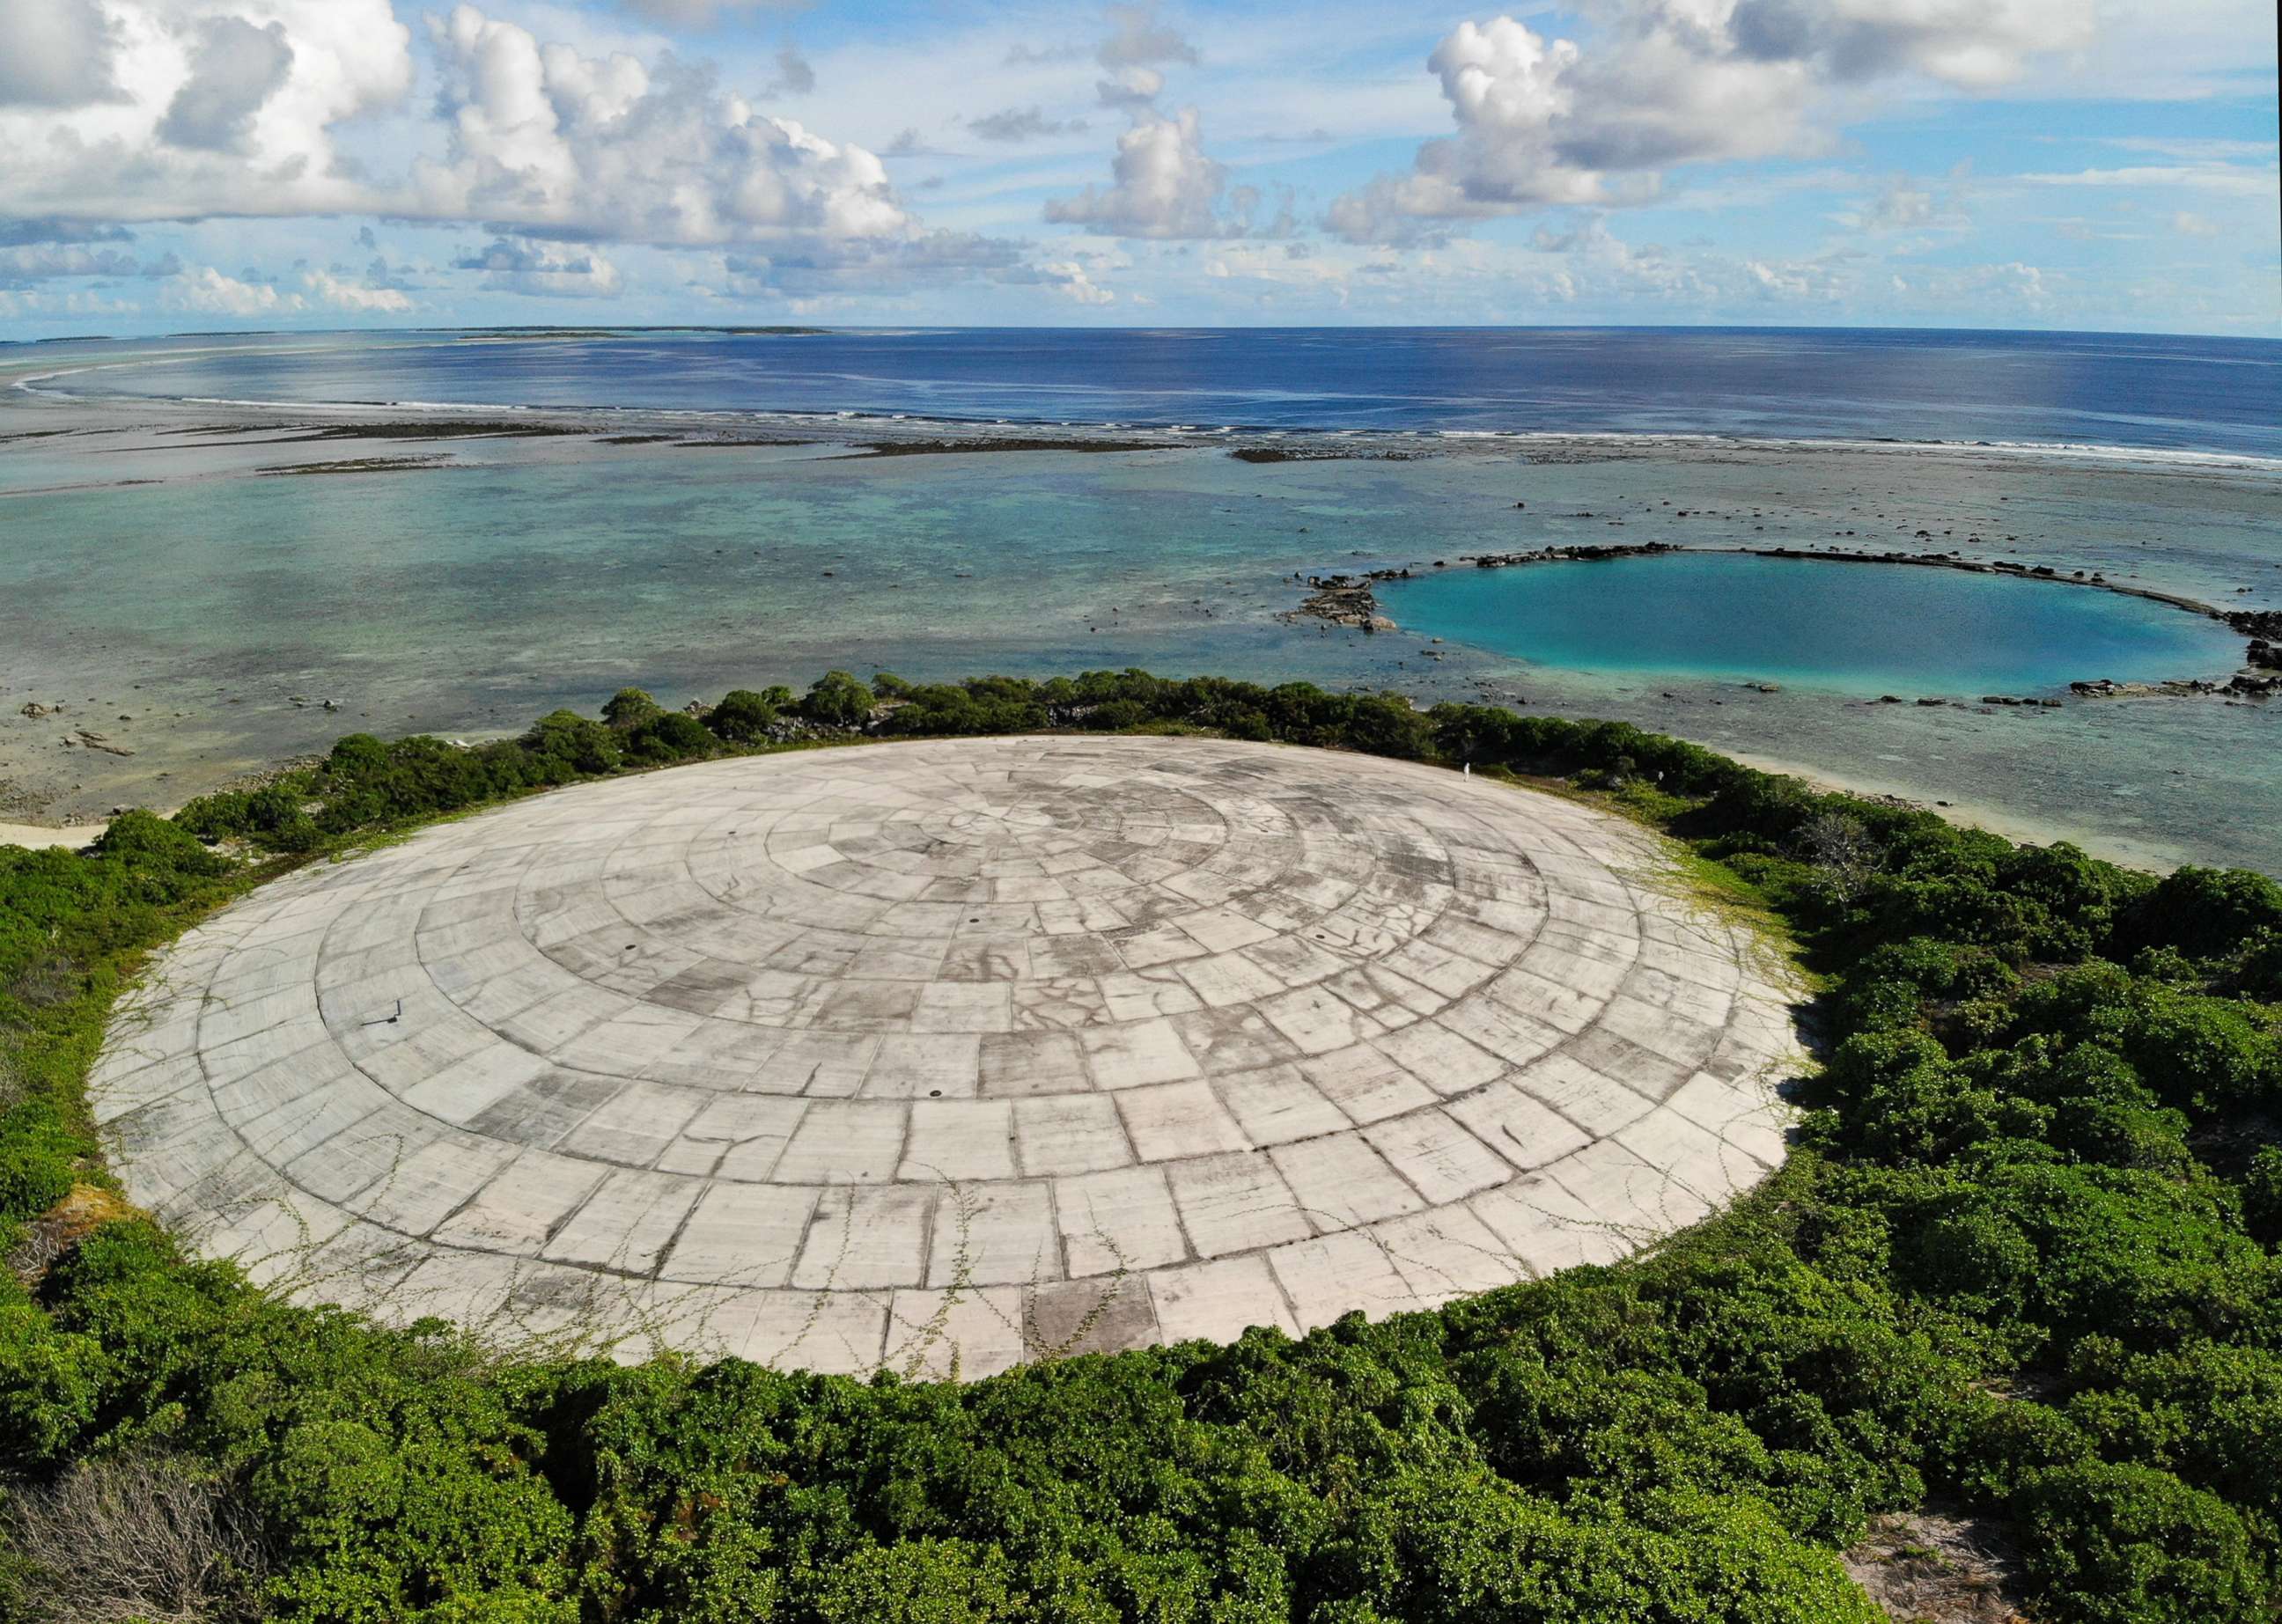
1381;553;2244;696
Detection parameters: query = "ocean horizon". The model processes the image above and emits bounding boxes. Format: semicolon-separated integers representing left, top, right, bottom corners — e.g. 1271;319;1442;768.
13;325;2282;461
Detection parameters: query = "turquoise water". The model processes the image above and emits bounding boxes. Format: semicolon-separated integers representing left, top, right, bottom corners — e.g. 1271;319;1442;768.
1384;555;2244;697
3;367;2278;871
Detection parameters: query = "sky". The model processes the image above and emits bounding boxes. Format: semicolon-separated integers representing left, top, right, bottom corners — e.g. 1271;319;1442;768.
0;0;2276;337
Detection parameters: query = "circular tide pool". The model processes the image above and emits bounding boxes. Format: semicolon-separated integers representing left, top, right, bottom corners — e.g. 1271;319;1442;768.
1381;553;2243;696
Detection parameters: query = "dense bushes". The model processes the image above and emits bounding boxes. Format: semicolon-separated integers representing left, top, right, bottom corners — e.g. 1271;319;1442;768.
3;671;2279;1621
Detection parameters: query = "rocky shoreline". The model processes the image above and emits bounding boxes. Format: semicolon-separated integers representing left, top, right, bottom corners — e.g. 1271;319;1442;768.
1281;541;2280;701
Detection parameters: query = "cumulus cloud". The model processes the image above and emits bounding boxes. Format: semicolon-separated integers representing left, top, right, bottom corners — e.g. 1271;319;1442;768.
1094;66;1164;112
970;107;1087;143
0;0;415;223
0;217;136;247
1046;107;1228;238
1047;107;1294;239
1098;4;1197;70
1330;3;2092;241
453;237;624;297
1037;259;1115;304
0;0;121;109
714;231;1027;298
1093;4;1196;108
1050;6;1265;239
162;264;301;316
411;6;922;258
1845;165;1971;233
0;4;983;282
0;242;178;285
304;267;411;311
763;44;814;97
158;16;295;152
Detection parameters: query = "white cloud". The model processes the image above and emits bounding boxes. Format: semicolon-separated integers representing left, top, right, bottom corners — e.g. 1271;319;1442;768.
0;3;1009;298
411;6;917;254
1096;65;1165;111
158;15;294;151
453;237;624;297
0;286;137;320
1046;107;1230;238
303;267;412;311
2102;136;2278;163
0;239;177;283
712;231;1027;299
1330;3;2094;241
0;0;121;108
161;263;301;315
762;43;814;97
1049;7;1274;240
1838;165;1972;234
2172;210;2221;237
2016;164;2280;196
0;0;415;221
1095;4;1196;107
616;0;802;26
971;107;1088;143
1098;4;1198;70
1038;259;1115;304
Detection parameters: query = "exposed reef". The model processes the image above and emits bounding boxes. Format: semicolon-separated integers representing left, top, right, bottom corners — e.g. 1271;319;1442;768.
256;455;452;476
1228;446;1424;464
834;437;1171;459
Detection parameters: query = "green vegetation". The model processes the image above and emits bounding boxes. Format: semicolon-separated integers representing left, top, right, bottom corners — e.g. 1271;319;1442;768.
4;668;2280;1622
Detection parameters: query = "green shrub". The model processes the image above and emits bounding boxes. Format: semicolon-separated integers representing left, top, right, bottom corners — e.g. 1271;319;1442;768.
704;688;778;743
519;710;621;775
2245;1147;2282;1246
0;671;2278;1624
0;1101;78;1222
0;1304;105;1469
2120;865;2282;962
626;710;713;762
800;670;877;728
600;687;666;730
2013;1460;2267;1624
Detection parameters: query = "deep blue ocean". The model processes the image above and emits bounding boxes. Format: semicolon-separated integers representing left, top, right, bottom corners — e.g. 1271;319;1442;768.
18;326;2282;458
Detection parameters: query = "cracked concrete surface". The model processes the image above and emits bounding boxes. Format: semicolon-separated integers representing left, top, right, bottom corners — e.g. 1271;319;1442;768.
90;736;1804;1377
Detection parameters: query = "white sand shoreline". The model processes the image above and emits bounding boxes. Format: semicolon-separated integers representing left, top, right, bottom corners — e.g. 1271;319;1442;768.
0;819;109;850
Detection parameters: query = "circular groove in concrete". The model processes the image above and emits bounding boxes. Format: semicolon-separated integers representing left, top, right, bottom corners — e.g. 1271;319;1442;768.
91;737;1800;1376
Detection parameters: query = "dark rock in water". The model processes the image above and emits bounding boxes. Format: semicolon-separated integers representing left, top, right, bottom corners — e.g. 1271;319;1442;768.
1916;697;1947;707
1878;695;1902;704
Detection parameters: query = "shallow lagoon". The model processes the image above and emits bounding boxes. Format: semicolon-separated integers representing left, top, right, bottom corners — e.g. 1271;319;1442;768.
2;392;2277;873
1384;554;2245;697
